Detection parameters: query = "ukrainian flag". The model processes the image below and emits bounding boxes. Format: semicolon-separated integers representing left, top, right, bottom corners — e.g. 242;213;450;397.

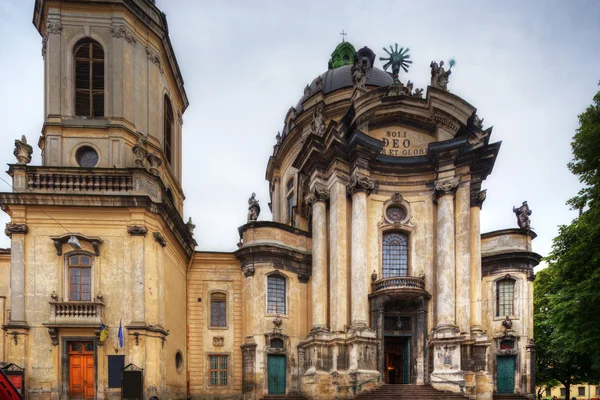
99;320;109;342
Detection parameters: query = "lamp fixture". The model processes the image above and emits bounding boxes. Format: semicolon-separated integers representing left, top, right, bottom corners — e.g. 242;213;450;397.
67;235;82;250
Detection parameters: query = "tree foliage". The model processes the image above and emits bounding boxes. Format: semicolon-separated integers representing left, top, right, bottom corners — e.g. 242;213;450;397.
535;84;600;398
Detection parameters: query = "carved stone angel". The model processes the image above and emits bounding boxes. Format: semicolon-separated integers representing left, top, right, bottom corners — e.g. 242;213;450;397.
247;193;261;222
513;201;532;231
430;60;451;90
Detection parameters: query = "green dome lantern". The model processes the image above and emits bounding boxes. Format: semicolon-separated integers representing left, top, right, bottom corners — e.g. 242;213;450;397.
328;41;356;70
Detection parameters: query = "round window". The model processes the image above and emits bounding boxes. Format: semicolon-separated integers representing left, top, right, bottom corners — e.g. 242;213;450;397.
75;146;99;167
386;205;406;222
175;351;183;374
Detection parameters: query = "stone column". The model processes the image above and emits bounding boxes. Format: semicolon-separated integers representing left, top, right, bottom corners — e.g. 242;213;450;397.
434;178;460;334
5;223;28;323
455;182;471;334
272;177;281;223
347;175;375;328
127;225;147;322
329;180;348;332
469;190;486;333
307;184;329;332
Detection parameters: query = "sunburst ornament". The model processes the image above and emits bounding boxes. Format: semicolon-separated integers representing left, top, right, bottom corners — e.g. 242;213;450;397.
379;43;412;84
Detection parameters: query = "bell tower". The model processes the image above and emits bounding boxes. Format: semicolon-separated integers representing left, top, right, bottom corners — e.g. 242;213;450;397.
33;0;188;213
0;2;195;397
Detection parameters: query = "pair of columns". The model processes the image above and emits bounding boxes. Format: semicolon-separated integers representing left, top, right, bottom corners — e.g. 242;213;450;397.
307;175;375;333
434;178;485;335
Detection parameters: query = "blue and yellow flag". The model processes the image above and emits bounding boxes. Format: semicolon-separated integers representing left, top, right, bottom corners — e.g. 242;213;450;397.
118;319;124;348
99;320;109;342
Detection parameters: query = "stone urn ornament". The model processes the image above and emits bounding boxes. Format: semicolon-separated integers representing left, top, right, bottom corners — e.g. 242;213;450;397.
147;151;162;176
132;136;148;167
14;135;33;165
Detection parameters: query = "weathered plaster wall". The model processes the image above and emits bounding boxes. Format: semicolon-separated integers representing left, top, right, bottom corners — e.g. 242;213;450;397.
187;252;243;399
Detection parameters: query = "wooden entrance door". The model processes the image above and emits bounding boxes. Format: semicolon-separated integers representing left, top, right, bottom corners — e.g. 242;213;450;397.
385;337;410;384
69;342;95;399
496;356;515;394
267;355;286;395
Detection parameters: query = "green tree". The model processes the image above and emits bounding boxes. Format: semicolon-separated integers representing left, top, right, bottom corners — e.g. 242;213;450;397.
535;84;600;399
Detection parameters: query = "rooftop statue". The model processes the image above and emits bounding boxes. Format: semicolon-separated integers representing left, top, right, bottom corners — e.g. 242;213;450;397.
380;43;412;86
513;201;532;231
310;103;326;136
351;55;367;91
430;58;455;90
247;193;261;222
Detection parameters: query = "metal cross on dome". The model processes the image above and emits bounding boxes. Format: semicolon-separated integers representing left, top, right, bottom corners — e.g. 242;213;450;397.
340;30;347;42
380;43;412;84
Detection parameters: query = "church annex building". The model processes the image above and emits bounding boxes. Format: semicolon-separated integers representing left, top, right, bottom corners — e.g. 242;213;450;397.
0;1;541;399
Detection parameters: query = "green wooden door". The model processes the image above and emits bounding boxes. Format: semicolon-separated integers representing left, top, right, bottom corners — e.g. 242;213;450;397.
402;339;410;384
497;356;515;394
268;355;286;395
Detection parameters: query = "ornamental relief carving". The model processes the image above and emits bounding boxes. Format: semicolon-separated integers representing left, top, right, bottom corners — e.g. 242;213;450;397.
41;21;62;57
146;47;164;74
4;223;28;238
379;193;413;228
110;24;137;45
470;189;487;208
305;183;329;206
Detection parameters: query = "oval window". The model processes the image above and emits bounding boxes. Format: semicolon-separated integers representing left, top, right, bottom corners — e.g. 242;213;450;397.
175;351;184;374
386;205;406;222
75;146;99;168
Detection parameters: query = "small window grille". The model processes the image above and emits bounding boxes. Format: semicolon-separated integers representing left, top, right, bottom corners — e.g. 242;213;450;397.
499;339;514;350
384;316;412;332
270;338;284;349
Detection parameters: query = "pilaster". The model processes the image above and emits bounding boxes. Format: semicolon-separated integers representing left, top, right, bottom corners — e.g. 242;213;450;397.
455;181;471;334
128;225;147;322
272;177;281;223
470;190;486;333
329;179;348;333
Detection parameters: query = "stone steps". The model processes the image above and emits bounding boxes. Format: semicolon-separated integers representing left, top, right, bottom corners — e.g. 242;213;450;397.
493;395;530;400
260;395;307;400
355;384;469;399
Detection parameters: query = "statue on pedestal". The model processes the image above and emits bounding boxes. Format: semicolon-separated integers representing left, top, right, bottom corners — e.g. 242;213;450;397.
513;201;532;231
247;193;260;222
430;59;454;90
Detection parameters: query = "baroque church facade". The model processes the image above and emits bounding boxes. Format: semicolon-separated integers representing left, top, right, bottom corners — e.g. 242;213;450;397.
0;1;541;399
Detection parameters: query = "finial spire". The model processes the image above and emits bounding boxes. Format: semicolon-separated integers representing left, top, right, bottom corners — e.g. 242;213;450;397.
340;30;347;42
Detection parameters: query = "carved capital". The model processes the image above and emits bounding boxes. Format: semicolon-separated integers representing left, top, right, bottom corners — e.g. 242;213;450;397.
347;175;375;197
41;22;62;58
5;223;28;238
48;328;59;346
434;178;460;197
110;24;137;45
146;47;164;74
470;189;487;209
14;135;33;165
127;225;148;236
242;265;255;277
305;183;329;206
153;232;167;247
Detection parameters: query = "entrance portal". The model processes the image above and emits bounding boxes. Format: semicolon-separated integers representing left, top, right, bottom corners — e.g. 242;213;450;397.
68;341;95;399
384;337;410;384
267;354;286;394
496;356;516;394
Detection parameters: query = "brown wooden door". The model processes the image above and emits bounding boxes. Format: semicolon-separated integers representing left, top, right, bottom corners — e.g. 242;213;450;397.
69;342;95;399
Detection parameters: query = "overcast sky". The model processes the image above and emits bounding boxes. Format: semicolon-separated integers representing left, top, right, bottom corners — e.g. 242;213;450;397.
1;0;599;261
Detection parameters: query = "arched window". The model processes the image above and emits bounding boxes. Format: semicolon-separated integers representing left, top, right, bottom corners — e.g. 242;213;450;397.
286;178;294;223
210;292;227;327
267;275;286;314
68;253;92;301
497;279;515;316
163;95;174;164
74;38;104;117
382;232;408;278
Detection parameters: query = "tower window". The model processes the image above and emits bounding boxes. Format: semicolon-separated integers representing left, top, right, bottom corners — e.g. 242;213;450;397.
286;177;294;223
75;146;99;168
68;254;92;301
496;279;515;316
74;38;104;117
382;232;408;278
267;275;286;314
164;95;174;164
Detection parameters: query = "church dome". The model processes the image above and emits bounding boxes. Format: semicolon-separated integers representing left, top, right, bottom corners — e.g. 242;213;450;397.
295;46;393;112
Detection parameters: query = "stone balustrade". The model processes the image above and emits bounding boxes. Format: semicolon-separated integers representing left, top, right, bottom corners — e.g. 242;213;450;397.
27;170;133;192
371;276;425;293
49;301;104;320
